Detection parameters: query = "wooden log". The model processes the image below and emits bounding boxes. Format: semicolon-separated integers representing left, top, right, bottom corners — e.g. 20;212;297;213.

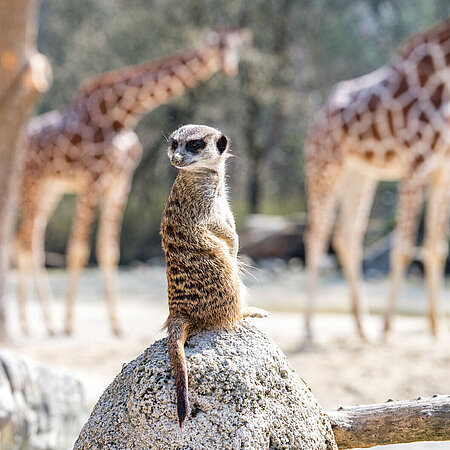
326;395;450;448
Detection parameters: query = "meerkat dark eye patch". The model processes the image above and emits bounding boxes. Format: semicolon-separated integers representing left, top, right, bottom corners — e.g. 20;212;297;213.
186;139;206;153
171;139;178;151
216;135;228;154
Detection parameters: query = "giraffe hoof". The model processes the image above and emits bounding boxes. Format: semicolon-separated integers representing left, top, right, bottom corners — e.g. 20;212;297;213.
113;328;122;337
381;330;393;344
64;328;73;337
298;326;315;351
431;326;448;341
299;335;315;352
357;329;370;343
360;335;371;344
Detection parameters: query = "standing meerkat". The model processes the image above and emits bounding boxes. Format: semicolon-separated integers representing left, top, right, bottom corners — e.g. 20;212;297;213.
161;124;267;429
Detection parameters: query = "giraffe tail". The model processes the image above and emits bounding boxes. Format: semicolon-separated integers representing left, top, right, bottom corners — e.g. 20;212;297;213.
167;316;190;429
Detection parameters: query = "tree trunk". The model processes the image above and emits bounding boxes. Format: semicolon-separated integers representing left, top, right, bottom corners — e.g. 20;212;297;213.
247;158;261;214
242;0;293;214
0;0;52;340
327;395;450;448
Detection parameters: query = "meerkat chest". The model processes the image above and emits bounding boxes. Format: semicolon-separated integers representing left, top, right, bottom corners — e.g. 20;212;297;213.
212;194;234;226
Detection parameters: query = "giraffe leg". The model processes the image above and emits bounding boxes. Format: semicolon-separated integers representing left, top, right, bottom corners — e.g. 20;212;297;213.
31;188;62;335
95;173;132;336
332;172;377;341
16;180;60;335
423;169;450;338
65;188;100;335
16;179;40;335
383;176;426;339
16;246;32;335
305;163;344;342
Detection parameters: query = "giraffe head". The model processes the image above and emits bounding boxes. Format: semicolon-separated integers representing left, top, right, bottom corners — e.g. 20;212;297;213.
209;28;251;76
168;124;229;172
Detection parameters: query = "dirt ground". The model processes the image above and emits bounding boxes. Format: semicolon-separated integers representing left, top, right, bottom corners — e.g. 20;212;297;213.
2;265;450;449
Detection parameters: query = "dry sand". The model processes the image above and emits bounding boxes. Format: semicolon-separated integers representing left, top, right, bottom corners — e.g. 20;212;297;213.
2;265;449;449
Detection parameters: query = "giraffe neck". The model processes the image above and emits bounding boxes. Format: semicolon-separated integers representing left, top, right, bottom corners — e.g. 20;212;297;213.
397;18;450;60
76;44;225;130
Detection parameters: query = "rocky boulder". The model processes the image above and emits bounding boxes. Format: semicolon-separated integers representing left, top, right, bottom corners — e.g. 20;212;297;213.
0;350;87;450
74;322;336;449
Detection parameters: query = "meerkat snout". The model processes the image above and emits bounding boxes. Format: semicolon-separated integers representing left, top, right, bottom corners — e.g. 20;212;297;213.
168;124;229;170
171;152;183;166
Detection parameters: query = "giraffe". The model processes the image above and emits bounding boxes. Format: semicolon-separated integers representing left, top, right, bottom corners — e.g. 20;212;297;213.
16;29;248;336
305;19;450;341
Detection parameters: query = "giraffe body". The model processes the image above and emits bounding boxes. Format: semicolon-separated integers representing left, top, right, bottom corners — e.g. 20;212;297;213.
16;30;248;335
17;105;142;336
305;19;450;340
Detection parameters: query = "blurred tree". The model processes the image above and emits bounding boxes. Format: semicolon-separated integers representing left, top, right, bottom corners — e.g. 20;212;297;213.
239;0;296;213
0;0;51;339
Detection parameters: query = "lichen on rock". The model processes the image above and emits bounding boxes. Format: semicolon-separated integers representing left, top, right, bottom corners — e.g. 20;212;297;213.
74;321;337;449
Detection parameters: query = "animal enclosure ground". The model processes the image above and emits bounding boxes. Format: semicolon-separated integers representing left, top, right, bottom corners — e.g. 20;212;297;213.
3;265;450;449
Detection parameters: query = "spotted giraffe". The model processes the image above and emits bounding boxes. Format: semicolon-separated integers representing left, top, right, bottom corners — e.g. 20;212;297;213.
16;29;248;336
305;19;450;341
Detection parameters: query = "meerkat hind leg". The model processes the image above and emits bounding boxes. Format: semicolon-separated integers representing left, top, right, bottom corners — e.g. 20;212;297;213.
243;306;270;318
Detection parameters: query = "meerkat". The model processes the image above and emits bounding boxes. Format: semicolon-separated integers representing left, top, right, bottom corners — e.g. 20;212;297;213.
161;124;267;429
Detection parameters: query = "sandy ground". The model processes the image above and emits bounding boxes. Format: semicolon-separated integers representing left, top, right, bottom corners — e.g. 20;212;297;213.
2;265;450;449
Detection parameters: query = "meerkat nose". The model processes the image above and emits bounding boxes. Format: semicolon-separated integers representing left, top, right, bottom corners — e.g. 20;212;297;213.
172;153;182;164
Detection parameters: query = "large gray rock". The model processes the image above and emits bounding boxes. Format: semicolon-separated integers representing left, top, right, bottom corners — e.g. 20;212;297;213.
74;322;337;449
0;351;87;450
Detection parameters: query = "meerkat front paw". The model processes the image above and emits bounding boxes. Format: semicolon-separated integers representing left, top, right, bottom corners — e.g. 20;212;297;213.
243;306;270;318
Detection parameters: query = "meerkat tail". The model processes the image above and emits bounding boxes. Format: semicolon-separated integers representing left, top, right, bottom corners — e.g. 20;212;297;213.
167;317;190;429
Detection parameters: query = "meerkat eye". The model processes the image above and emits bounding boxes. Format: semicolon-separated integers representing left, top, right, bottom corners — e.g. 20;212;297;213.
186;139;206;153
171;140;178;151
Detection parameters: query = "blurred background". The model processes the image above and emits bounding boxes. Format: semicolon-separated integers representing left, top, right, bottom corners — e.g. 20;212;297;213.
37;0;448;265
3;0;450;448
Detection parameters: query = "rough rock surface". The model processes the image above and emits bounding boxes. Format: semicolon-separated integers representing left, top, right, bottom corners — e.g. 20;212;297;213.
0;350;87;450
74;322;337;449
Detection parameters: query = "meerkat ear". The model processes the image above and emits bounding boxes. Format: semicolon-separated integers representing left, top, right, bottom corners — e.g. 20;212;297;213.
216;135;228;154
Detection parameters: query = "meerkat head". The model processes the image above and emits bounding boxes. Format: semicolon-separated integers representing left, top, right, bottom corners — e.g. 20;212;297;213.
207;28;251;76
168;124;229;172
